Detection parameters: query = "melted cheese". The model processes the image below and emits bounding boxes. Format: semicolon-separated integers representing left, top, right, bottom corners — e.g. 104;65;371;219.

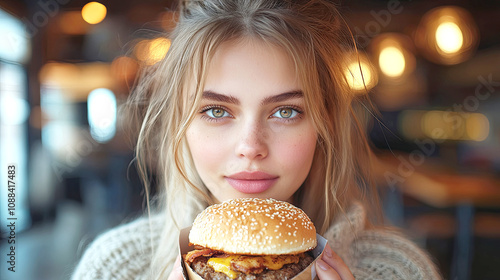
207;256;240;279
207;254;299;279
261;255;298;270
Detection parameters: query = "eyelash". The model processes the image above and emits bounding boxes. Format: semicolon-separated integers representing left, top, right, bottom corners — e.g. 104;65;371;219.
199;105;232;122
271;105;304;123
199;105;304;123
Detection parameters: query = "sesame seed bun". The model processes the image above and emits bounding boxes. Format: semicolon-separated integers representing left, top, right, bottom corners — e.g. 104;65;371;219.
189;198;317;255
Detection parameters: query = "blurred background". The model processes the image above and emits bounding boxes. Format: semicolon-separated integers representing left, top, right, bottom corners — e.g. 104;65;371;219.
0;0;499;279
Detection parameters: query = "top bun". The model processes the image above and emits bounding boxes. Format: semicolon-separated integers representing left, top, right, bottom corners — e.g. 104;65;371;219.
189;198;317;255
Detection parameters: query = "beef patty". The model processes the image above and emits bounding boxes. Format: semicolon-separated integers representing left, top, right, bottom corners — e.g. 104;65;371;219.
190;253;314;280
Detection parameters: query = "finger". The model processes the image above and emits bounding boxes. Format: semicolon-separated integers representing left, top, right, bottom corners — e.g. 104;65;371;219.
316;258;341;280
321;245;354;280
167;255;184;280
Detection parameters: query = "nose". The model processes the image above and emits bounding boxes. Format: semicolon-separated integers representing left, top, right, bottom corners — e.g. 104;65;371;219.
235;121;269;160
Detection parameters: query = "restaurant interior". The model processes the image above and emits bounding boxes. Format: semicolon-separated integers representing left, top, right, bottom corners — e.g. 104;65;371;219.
0;0;499;279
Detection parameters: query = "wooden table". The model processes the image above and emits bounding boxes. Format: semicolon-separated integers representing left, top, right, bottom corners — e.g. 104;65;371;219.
375;152;500;280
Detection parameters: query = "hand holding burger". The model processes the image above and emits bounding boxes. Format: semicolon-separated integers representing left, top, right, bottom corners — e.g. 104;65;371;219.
183;198;317;279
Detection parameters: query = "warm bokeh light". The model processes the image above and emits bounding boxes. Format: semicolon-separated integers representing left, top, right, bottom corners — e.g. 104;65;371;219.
39;62;80;87
81;2;107;25
370;34;416;81
400;110;490;141
369;34;422;111
415;6;478;65
133;40;150;62
345;61;374;91
422;111;465;140
110;56;139;83
148;38;171;64
343;52;377;93
436;22;463;54
134;38;171;65
379;46;406;78
399;110;427;139
39;62;115;101
466;113;490;141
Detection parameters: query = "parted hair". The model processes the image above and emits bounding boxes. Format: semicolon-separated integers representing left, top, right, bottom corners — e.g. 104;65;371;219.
126;0;381;278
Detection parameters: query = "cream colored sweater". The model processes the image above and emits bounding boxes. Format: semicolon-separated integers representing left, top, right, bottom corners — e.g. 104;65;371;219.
71;203;442;279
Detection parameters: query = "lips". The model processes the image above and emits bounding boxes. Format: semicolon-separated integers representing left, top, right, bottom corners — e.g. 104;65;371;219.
225;171;278;194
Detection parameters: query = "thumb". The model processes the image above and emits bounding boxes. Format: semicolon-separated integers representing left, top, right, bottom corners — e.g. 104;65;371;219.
316;258;341;280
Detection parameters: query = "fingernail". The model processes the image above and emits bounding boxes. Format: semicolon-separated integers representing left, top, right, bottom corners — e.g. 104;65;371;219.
325;245;333;258
317;259;329;271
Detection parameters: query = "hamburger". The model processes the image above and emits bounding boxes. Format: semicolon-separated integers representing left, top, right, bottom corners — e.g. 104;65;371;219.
183;198;317;280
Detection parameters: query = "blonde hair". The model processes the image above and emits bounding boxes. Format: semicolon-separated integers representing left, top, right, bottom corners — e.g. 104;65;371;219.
126;0;381;278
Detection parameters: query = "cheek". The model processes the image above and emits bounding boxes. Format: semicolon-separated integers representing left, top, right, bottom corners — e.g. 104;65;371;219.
186;125;227;172
274;131;317;172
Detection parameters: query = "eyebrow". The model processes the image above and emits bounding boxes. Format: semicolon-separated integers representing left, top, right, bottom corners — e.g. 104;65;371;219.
261;90;303;105
201;90;240;105
201;90;303;105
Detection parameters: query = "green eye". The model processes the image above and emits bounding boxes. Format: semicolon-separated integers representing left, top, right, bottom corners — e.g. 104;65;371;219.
273;107;298;119
279;108;293;118
212;108;225;118
206;107;229;118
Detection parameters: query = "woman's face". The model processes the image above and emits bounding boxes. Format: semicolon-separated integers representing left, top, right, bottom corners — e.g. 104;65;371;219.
186;38;317;203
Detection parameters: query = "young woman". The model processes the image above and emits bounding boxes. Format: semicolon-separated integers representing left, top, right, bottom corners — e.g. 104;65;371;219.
72;0;442;279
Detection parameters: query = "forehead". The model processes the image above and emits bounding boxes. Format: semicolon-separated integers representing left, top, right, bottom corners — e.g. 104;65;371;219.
203;38;301;97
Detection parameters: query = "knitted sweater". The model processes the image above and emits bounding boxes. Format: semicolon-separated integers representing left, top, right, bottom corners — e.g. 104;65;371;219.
71;203;442;279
